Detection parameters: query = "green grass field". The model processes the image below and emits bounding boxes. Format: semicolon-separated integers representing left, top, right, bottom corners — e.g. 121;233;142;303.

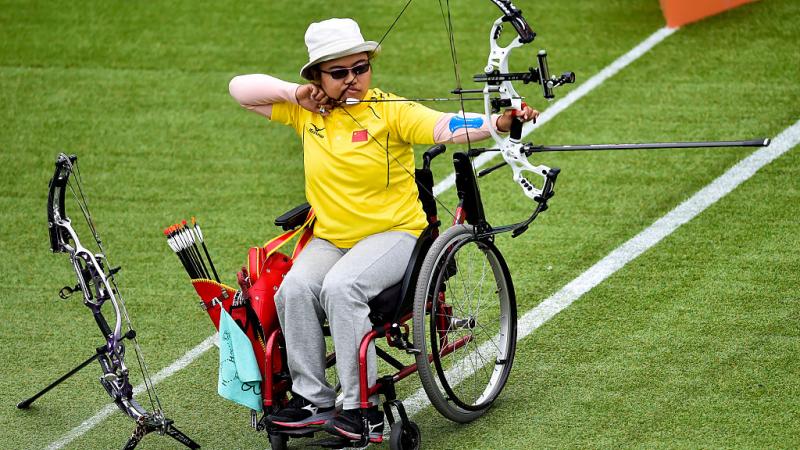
1;0;798;448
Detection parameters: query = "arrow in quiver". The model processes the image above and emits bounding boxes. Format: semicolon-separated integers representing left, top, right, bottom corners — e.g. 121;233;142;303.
164;218;219;282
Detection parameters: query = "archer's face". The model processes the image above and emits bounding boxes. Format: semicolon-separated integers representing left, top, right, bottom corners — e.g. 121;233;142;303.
317;52;372;102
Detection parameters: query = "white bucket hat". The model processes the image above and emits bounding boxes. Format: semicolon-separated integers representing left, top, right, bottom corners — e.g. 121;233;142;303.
300;18;381;80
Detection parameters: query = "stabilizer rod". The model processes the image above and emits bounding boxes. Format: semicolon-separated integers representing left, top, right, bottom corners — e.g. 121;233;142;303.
528;137;770;153
477;137;771;177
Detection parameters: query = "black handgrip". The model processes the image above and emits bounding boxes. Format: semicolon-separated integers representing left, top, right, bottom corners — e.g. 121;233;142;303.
423;144;446;170
509;117;523;141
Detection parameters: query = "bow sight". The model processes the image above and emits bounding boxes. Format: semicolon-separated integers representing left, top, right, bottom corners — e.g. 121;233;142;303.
452;0;576;108
471;50;576;104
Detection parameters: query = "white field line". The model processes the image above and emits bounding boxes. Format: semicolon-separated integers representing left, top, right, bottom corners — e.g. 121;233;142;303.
433;26;678;196
401;119;800;419
45;26;676;450
45;334;217;450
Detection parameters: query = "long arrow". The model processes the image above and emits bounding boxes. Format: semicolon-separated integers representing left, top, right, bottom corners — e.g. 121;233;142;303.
343;97;487;105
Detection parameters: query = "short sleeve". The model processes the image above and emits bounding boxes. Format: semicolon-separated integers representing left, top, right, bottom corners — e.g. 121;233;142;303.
390;100;444;145
271;102;304;135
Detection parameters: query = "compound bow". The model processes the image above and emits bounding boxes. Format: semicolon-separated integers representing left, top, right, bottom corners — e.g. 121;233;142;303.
17;153;199;450
364;0;769;236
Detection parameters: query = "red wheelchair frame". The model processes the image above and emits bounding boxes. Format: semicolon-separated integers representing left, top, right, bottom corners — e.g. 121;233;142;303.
180;144;559;449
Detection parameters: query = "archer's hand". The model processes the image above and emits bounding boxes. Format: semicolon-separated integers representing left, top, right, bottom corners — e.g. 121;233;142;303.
496;104;539;132
296;83;334;116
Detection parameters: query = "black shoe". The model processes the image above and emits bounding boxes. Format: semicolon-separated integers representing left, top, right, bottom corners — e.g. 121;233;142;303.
267;394;336;428
327;407;384;443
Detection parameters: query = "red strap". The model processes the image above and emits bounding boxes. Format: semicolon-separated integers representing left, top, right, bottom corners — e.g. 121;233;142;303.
257;208;315;278
291;221;314;259
247;209;316;284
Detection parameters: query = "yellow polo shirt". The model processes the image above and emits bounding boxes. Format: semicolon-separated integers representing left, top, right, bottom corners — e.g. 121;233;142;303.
271;88;443;248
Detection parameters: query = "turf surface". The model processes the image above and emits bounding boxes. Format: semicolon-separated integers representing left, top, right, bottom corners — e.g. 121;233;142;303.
1;0;797;448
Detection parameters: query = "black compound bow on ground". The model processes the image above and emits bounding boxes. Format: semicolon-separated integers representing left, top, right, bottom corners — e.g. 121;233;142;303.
17;153;199;450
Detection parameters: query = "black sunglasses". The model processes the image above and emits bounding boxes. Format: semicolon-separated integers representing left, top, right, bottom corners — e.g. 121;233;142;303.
319;62;371;80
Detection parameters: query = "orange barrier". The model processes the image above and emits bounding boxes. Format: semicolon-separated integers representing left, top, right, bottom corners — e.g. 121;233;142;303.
659;0;760;28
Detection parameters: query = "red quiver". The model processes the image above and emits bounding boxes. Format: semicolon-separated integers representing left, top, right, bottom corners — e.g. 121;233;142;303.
186;209;315;409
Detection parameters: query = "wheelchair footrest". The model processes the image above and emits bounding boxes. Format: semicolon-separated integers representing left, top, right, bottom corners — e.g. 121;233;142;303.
270;426;317;438
309;436;358;449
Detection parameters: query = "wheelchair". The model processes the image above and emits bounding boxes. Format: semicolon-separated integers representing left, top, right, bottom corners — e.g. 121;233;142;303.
183;144;559;449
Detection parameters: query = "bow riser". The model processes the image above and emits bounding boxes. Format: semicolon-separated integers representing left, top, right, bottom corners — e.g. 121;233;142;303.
483;17;525;143
481;15;555;200
56;217;125;350
505;146;550;200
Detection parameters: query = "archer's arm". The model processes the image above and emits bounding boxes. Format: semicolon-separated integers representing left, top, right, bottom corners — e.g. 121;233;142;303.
433;112;501;144
434;106;539;144
394;98;538;145
229;75;334;118
228;74;300;119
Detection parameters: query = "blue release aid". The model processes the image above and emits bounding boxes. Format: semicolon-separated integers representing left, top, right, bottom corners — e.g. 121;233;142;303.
448;115;484;133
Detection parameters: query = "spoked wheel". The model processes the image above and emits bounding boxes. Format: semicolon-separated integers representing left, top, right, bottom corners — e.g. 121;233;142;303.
389;420;421;450
413;224;517;423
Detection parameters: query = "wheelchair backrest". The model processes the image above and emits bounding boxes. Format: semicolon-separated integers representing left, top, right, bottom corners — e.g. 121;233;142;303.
415;167;438;222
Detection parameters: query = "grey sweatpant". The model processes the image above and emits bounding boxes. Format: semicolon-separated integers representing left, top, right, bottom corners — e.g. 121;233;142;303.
274;230;416;410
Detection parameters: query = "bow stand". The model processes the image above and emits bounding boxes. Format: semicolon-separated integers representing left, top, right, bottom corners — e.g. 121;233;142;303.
17;153;199;450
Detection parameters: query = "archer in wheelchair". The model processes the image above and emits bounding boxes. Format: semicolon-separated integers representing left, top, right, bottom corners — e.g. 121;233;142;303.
164;4;768;447
165;13;548;448
210;16;538;448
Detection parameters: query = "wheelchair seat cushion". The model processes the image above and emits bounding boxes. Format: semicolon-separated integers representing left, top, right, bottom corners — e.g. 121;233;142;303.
365;222;437;326
367;282;404;325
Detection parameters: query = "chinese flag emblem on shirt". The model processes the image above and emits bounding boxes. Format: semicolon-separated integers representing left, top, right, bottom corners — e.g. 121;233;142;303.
352;129;368;142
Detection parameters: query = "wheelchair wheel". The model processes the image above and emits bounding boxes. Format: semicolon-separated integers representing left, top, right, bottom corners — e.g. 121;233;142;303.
268;432;287;450
389;420;421;450
413;224;517;423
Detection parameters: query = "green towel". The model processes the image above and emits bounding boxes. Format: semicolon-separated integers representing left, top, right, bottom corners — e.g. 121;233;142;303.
217;307;263;411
